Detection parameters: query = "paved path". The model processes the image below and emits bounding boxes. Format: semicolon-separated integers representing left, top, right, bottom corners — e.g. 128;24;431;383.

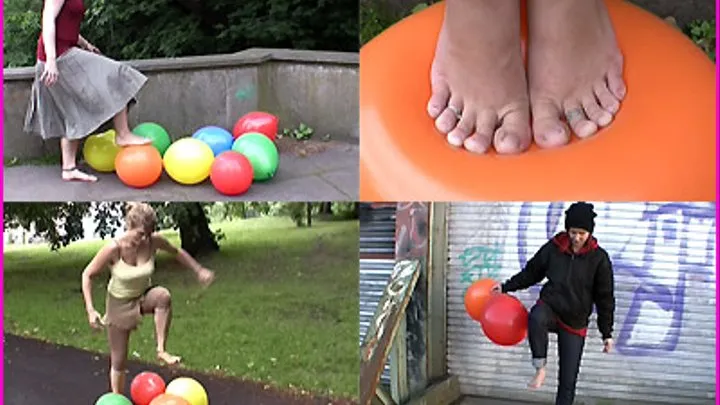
456;395;671;405
4;143;358;202
5;334;356;405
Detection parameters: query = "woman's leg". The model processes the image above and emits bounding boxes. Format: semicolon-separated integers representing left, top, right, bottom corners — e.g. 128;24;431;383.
428;0;532;154
554;328;586;405
107;325;131;393
527;302;555;389
112;106;152;147
60;138;98;182
141;286;181;364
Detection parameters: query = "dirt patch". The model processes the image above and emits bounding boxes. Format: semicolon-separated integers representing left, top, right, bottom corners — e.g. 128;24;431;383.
5;334;358;405
276;138;346;157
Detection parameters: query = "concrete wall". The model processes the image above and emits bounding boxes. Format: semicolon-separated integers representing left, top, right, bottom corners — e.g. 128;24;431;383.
3;48;358;160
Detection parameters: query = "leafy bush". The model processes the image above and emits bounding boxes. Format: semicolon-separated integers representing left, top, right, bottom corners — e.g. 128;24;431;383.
4;0;359;68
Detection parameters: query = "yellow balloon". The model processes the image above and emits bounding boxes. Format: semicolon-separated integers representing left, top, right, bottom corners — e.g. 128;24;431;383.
165;377;208;405
83;130;121;172
163;137;215;185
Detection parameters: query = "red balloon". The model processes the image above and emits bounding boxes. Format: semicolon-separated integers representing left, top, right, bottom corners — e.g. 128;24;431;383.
479;294;529;346
130;371;166;405
232;111;278;142
210;151;253;196
464;278;497;322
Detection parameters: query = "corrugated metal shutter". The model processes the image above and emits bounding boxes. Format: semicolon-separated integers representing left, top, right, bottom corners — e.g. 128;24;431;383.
359;203;397;385
446;202;716;404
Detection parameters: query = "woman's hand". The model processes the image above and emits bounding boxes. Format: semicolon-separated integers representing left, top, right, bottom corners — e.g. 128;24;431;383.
491;282;502;294
197;267;215;287
87;309;104;330
84;42;101;54
40;59;59;87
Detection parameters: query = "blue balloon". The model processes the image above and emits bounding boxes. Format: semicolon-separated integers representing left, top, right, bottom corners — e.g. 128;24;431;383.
192;126;234;157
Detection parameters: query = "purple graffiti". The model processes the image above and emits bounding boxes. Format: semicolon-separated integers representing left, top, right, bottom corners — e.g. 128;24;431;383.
516;202;715;356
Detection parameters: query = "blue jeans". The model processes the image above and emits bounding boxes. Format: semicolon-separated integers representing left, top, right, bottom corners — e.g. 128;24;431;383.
528;302;586;405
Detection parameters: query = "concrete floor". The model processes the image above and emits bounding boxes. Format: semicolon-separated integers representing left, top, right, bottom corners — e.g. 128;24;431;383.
4;143;358;202
454;396;673;405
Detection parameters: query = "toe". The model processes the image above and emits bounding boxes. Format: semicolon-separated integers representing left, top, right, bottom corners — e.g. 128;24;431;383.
427;77;451;119
435;97;462;134
593;80;620;114
494;108;531;154
435;108;459;134
463;110;497;154
581;93;613;127
563;99;598;138
447;110;476;147
531;98;570;148
606;60;626;100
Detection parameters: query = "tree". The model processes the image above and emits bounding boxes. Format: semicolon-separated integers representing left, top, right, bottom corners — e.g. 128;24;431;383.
3;201;359;252
3;202;219;255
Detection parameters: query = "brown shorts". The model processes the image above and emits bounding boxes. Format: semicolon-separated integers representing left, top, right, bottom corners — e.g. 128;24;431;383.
104;285;157;331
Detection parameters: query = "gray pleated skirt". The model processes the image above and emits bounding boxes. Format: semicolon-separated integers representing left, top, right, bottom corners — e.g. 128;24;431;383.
23;47;148;140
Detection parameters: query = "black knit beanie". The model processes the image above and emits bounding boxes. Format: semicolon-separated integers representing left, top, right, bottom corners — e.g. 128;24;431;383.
564;202;597;234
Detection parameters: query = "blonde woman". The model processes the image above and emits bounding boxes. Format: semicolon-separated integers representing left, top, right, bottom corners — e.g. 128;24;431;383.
81;202;215;393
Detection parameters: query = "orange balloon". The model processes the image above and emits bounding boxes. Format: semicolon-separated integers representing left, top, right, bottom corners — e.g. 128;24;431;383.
149;394;191;405
115;144;164;188
464;278;498;322
359;0;716;201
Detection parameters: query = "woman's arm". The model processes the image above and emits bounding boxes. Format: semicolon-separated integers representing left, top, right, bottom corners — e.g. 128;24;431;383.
501;242;551;293
42;0;66;62
152;234;214;285
81;242;117;314
593;253;616;341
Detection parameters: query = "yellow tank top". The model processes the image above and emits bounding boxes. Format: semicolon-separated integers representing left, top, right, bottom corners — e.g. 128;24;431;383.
107;252;155;300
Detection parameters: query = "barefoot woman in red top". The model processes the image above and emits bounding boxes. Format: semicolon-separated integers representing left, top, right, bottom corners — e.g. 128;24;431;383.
24;0;152;183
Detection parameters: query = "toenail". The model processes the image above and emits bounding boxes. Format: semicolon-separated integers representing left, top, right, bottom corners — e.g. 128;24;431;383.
548;127;565;138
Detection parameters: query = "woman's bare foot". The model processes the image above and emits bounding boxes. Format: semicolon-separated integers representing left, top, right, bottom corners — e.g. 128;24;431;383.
157;351;182;365
428;0;531;154
528;367;546;389
115;131;152;147
527;0;626;148
61;167;97;182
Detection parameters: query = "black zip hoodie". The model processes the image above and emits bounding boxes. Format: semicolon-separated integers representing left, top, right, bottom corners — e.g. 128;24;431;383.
501;231;615;340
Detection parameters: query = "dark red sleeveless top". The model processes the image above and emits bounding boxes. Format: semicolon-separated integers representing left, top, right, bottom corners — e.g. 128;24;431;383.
37;0;86;62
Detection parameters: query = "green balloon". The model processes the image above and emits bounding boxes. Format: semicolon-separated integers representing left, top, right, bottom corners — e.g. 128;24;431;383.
132;122;171;156
95;393;132;405
232;132;280;181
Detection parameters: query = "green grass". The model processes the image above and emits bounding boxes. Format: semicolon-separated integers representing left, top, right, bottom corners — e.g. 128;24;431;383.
4;216;360;400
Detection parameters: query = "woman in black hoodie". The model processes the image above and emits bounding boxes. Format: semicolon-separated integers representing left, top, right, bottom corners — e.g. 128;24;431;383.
492;202;616;405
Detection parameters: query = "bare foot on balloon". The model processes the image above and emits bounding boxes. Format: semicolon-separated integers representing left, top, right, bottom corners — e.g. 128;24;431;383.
115;131;152;147
528;367;546;389
527;0;626;148
62;167;98;182
157;351;182;365
427;0;531;154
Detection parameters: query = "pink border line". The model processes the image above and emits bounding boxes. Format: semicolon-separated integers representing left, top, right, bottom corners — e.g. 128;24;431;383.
2;0;6;403
0;1;718;405
715;0;719;403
